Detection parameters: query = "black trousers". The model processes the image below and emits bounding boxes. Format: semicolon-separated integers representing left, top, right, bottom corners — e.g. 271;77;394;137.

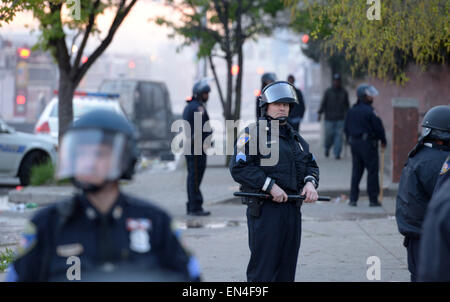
185;155;207;212
349;139;380;203
246;201;302;282
404;237;421;282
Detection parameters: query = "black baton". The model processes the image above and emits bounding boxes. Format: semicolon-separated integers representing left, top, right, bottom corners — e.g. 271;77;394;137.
234;192;331;202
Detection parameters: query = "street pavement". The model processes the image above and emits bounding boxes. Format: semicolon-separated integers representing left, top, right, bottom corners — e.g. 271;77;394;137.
0;123;409;282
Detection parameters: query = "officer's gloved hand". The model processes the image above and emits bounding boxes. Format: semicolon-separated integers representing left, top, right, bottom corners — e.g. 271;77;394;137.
302;182;318;203
270;184;288;203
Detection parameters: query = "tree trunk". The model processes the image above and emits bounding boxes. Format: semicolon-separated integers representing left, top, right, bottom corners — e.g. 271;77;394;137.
57;71;75;142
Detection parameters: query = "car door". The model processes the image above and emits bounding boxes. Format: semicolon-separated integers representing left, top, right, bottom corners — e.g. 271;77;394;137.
0;120;25;175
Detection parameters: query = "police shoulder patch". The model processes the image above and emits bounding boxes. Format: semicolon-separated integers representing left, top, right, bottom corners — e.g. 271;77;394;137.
17;221;38;257
440;156;450;175
236;133;251;149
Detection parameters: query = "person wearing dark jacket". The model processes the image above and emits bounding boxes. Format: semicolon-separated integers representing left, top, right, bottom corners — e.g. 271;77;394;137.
287;74;306;132
318;73;349;159
344;84;386;207
5;110;201;282
182;79;213;216
396;105;450;282
230;81;319;282
418;155;450;282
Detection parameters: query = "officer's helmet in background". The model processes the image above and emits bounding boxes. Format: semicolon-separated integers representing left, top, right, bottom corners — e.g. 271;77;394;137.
356;84;379;100
56;109;139;190
421;105;450;142
192;79;211;99
261;72;277;89
258;81;299;117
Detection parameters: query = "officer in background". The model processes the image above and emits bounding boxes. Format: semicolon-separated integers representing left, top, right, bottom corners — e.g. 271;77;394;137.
5;110;201;282
182;79;212;216
286;74;306;132
396;105;450;282
256;72;277;119
344;84;386;207
418;155;450;282
230;81;319;282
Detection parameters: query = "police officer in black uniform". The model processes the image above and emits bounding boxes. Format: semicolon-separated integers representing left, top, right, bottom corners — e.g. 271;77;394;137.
395;105;450;282
418;155;450;282
182;79;212;216
256;72;277;119
5;110;201;282
344;84;386;207
230;81;319;282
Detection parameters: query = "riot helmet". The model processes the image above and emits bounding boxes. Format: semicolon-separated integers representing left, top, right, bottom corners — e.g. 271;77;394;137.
421;105;450;142
192;79;211;102
261;72;277;89
56;109;139;192
408;105;450;157
258;81;298;121
356;84;379;101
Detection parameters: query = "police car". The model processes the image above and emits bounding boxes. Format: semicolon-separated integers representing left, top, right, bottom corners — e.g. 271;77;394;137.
0;118;57;186
35;91;125;139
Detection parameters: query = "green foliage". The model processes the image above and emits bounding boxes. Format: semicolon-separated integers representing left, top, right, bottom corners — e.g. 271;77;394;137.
0;248;15;273
286;0;450;84
30;158;55;186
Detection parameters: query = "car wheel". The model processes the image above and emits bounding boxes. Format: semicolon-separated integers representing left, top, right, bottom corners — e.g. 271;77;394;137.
18;151;49;186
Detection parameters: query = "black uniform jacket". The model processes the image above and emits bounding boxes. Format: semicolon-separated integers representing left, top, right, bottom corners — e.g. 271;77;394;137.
229;118;319;195
6;192;200;282
396;144;450;238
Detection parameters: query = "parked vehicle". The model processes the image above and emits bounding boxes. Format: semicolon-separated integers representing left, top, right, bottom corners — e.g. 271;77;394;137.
98;79;176;160
34;91;125;139
0;118;57;185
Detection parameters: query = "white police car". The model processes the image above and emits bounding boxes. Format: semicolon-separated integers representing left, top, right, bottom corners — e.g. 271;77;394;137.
35;91;125;139
0;118;57;186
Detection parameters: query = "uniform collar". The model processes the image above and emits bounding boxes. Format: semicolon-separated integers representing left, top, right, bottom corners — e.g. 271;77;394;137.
78;192;125;222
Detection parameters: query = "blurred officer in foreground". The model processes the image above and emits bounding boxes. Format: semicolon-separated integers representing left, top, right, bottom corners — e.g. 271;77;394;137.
396;105;450;282
230;81;319;282
182;79;212;216
418;155;450;282
344;84;386;207
318;73;349;159
286;74;306;132
256;72;277;119
6;110;200;282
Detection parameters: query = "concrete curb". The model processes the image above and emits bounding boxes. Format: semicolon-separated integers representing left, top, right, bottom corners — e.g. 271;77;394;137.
8;186;75;206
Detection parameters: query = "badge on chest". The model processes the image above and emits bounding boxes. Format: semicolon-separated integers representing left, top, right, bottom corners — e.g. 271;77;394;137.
126;218;152;253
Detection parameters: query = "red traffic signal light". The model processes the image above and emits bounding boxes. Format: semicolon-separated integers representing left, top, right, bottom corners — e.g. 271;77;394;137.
18;48;31;59
16;95;26;105
302;34;309;44
231;65;240;76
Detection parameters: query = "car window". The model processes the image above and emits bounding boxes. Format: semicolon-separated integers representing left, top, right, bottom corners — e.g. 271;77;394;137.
50;102;58;117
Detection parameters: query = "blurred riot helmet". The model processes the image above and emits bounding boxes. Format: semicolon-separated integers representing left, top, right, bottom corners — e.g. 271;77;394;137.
258;81;298;122
356;84;379;104
192;79;211;102
56;109;139;193
261;72;277;89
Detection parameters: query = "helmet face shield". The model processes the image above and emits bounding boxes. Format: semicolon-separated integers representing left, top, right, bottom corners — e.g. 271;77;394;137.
260;81;298;107
365;85;379;97
56;129;127;185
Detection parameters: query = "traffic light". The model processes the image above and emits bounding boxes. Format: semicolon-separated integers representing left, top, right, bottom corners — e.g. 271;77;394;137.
231;64;240;76
302;34;309;44
18;47;31;59
16;95;26;105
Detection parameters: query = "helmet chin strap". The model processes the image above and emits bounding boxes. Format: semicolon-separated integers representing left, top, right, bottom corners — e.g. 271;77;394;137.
265;114;288;123
72;179;112;194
